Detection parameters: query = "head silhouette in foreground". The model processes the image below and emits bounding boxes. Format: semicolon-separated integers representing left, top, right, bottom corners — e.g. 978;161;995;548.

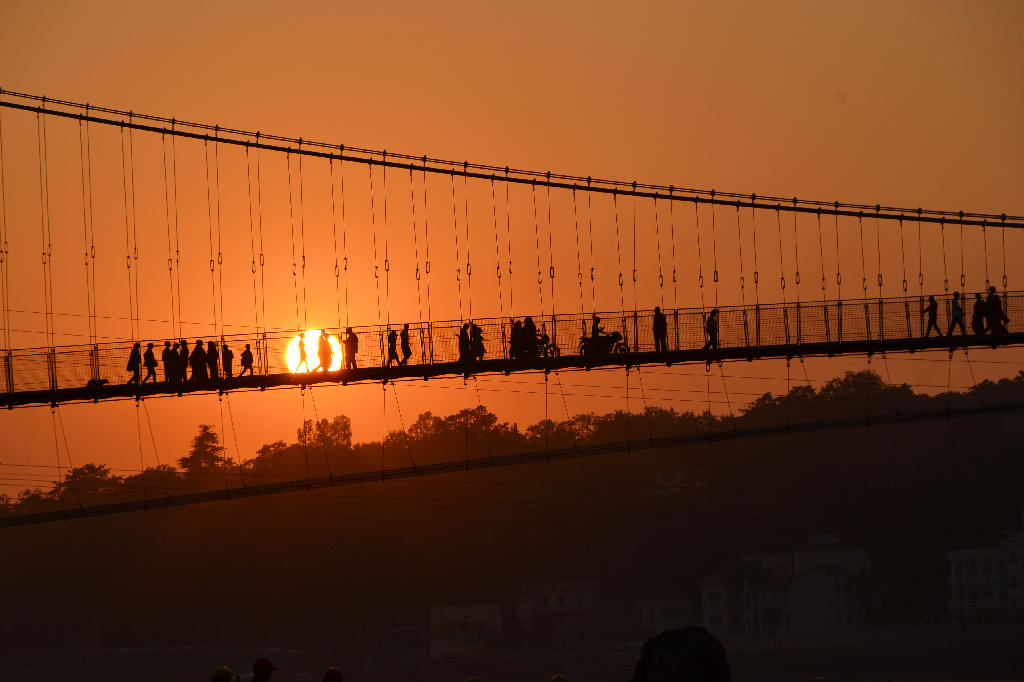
630;627;731;682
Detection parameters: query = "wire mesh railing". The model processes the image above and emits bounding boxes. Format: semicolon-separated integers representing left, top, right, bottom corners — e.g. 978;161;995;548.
1;291;1021;396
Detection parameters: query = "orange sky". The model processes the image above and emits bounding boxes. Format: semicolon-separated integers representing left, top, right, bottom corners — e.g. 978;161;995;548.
1;0;1023;494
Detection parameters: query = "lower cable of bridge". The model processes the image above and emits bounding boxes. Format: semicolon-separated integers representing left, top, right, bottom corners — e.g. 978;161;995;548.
3;399;1022;529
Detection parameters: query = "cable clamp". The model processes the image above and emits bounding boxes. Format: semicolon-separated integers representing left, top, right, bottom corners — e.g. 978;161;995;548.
549;265;555;278
713;270;718;283
795;271;801;285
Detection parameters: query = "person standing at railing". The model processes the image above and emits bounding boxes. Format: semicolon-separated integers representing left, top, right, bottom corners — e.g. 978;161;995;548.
458;323;472;362
470;323;485;361
923;295;942;338
971;293;987;335
653;306;668;352
313;329;333;372
400;323;412;366
509;319;524;360
239;343;254;376
206;340;220;379
142;343;158;384
189;340;208;381
162;341;177;382
523;317;539;358
221;342;234;378
986;286;1010;335
702;309;720;350
178;339;189;382
344;328;359;370
126;343;142;385
948;292;966;336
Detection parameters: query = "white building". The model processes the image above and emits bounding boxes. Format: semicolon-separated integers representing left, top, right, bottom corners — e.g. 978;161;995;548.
947;511;1024;618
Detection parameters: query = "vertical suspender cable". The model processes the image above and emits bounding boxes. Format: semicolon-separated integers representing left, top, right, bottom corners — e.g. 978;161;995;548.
654;196;665;306
981;212;990;290
80;116;98;346
127;119;140;340
710;191;719;306
958;211;966;292
0;104;9;353
505;168;514;315
735;201;745;305
791;198;801;303
857;213;868;297
1000;213;1008;293
586;179;596;311
834;204;843;301
462;163;471;320
776;206;787;304
916;208;924;298
119;123;137;345
630;186;639;315
694;199;705;311
287;151;301;330
246;144;260;332
940;218;949;292
371;163;383;325
170;123;183;338
451;170;463;319
573;188;584;315
383;152;391;326
532;181;544;314
613;191;625;314
412;168;425;322
421;159;431;322
205;138;220;337
817;209;828;301
214;131;225;336
37;112;55;350
751;197;760;306
898;215;908;296
669;188;679;309
874;206;883;298
298;141;308;330
491;176;503;318
340;150;349;326
546;177;555;318
163;133;177;338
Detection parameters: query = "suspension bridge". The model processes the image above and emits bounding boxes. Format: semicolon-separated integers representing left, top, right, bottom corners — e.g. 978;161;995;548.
1;88;1023;524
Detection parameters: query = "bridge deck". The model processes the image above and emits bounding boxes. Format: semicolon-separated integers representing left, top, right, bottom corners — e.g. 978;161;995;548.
3;292;1022;408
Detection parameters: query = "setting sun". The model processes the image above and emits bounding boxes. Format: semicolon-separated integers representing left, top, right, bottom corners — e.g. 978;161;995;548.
286;330;342;373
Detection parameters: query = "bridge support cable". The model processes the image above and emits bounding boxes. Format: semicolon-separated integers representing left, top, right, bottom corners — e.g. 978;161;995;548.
709;191;720;307
298;142;309;331
873;207;883;300
287;152;302;333
223;392;248;490
792;198;802;305
245;144;261;335
134;400;149;508
545;178;555;322
982;212;991;290
370;162;383;328
340;152;350;328
0;104;10;355
734;202;746;308
573;189;585;316
504;168;514;316
308;387;335;480
775;206;787;307
655;196;665;308
162;133;178;341
80;115;99;349
37;111;56;353
669;188;679;313
5;90;1023;230
383;152;392;327
532;181;544;315
462;164;471;320
6;399;1024;529
421;159;432;325
451;171;463;321
170;124;184;340
586;179;597;313
204;138;221;341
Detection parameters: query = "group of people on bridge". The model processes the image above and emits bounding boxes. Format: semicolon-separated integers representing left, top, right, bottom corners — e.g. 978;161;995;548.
126;339;255;385
922;287;1010;339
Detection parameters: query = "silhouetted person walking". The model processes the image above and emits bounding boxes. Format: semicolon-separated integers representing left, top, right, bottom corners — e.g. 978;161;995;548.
523;317;538;358
458;323;471;362
923;295;942;338
344;327;358;370
948;291;966;336
972;293;987;335
206;341;219;379
986;286;1009;334
190;340;208;381
126;343;142;385
470;323;485;361
653;306;668;352
142;343;158;383
314;329;333;372
239;343;254;376
297;333;310;372
179;339;189;382
386;328;400;367
162;341;176;382
221;343;234;378
400;323;412;366
702;309;720;350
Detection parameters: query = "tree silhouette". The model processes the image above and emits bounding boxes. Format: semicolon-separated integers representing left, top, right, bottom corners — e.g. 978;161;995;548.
177;424;226;474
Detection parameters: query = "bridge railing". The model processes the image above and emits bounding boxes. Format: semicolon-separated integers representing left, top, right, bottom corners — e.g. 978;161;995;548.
1;291;1020;395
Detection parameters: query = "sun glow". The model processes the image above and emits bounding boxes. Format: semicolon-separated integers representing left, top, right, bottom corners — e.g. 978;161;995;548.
286;330;342;373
